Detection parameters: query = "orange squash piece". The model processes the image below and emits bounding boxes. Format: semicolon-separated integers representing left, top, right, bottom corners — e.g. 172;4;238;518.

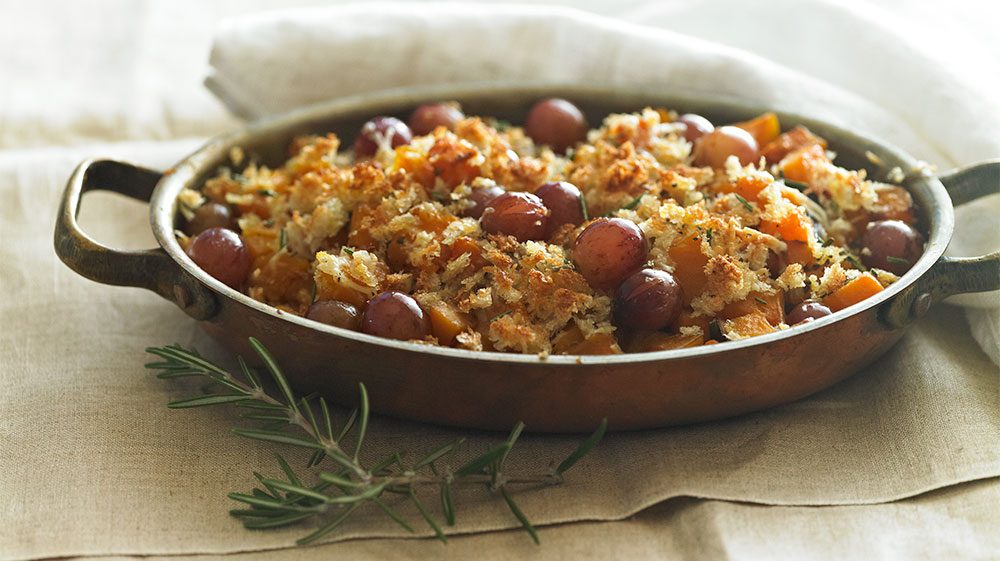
761;126;827;164
669;235;709;306
723;310;776;338
392;145;434;187
427;301;472;346
552;323;585;353
625;331;704;352
823;273;884;312
759;212;811;243
568;333;623;355
412;204;454;234
786;241;814;267
552;324;622;355
735;112;781;147
734;175;772;202
779;144;827;183
672;307;711;335
347;205;377;250
720;290;785;326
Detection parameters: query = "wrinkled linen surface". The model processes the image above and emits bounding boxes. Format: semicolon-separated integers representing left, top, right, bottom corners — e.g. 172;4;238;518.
2;1;998;560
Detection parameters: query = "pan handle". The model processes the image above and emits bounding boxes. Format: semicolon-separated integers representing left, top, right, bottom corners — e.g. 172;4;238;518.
881;160;999;328
54;159;217;320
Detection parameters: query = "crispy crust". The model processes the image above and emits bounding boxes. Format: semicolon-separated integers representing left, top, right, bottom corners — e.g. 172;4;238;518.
184;107;914;353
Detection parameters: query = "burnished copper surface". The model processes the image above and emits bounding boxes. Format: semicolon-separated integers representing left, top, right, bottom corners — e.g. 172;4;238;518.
55;84;1000;432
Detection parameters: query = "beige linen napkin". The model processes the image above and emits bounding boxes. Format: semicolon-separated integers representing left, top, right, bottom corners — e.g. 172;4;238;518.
47;480;1000;561
2;142;997;560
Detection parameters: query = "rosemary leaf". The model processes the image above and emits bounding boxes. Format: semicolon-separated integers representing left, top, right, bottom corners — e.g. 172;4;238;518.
238;356;261;389
325;482;387;505
251;487;278;500
244;511;315;529
500;486;539;545
307;450;326;468
296;503;360;545
500;421;526;469
262;479;330;503
556;418;608;475
236;402;286;411
168;394;250;408
353;384;370;462
371;452;404;475
253;472;283;498
336;408;358;442
274;453;302;487
145;338;608;546
300;398;321;438
372;497;414;533
441;482;456;526
232;428;325;450
318;472;363;488
155;370;202;379
241;413;291;423
579;194;590;221
230;508;287;519
413;438;465;470
228;492;319;512
410;489;447;543
248;337;299;415
456;442;511;477
146;346;230;379
318;397;334;442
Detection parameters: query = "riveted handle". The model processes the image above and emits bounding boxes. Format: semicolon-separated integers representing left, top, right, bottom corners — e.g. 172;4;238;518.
882;160;999;328
54;159;217;320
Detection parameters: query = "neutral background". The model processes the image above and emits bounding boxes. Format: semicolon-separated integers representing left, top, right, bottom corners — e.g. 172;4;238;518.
2;1;998;560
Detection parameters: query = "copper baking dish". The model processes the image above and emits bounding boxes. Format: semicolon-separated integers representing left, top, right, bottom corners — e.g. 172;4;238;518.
54;85;999;432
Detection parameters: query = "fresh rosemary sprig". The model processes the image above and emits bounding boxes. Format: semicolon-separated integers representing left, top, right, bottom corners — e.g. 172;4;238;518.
144;338;607;546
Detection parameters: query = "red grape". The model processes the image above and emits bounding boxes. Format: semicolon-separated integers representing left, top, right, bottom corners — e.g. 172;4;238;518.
524;98;588;154
675;113;714;143
480;192;550;242
693;126;759;168
186;227;251;289
408;103;464;135
535;181;585;231
614;268;682;330
361;291;431;341
573;218;648;289
354;116;413;157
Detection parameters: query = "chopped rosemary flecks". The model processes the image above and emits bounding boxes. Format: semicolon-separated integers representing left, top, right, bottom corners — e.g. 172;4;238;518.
144;340;606;546
845;254;866;270
342;247;355;256
705;228;714;244
754;296;768;306
885;256;910;266
622;194;644;211
781;179;810;192
258;188;277;197
278;228;287;250
734;194;754;212
491;310;513;322
579;194;590;221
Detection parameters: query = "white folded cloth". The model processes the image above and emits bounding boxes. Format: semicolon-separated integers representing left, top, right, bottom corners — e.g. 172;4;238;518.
205;2;1000;362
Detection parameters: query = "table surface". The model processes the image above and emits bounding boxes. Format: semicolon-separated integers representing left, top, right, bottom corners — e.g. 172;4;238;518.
2;1;998;560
